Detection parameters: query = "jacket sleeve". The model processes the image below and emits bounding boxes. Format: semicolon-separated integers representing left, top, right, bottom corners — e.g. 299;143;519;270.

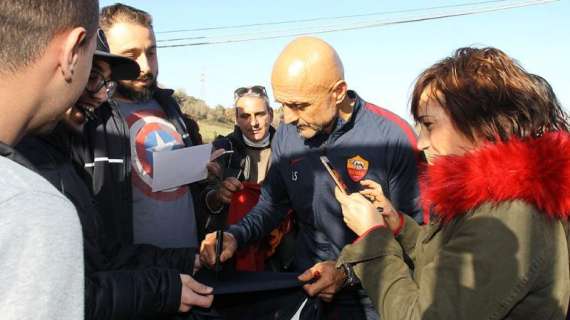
226;128;291;247
337;202;551;320
86;267;182;320
103;242;196;274
199;136;233;233
395;214;422;262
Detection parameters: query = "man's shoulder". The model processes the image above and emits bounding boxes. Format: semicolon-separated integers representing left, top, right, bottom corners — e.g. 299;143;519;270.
154;88;179;108
274;123;298;140
272;123;299;151
358;100;417;146
0;156;68;201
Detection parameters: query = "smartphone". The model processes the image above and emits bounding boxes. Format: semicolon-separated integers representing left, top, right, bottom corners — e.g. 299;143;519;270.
320;156;348;194
210;149;234;161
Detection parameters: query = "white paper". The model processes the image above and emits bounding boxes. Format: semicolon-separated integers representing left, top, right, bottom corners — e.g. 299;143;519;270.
151;143;213;192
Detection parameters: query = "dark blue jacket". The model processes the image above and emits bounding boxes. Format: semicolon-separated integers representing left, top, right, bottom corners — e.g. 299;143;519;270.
228;91;421;272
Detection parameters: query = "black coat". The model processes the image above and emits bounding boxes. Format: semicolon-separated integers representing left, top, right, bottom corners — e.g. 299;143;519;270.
17;126;197;320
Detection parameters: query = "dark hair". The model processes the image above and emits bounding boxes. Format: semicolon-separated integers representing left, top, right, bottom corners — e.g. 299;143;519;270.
100;3;153;33
411;47;569;142
0;0;99;73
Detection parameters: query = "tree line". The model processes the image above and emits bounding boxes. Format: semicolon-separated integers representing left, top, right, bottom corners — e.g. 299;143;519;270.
173;89;284;127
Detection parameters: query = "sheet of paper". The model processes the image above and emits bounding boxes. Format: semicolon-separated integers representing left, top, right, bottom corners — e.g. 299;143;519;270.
151;143;212;192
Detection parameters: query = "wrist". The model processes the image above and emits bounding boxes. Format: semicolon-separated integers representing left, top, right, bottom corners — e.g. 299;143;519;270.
392;212;405;236
206;190;224;214
338;263;359;288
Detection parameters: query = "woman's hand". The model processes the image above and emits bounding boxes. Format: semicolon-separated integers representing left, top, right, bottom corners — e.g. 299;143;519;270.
359;180;402;234
334;187;385;236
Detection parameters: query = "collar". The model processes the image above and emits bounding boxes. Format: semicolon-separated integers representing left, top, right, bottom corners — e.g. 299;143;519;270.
232;125;275;150
0;140;36;171
308;90;362;148
421;132;570;221
243;134;270;148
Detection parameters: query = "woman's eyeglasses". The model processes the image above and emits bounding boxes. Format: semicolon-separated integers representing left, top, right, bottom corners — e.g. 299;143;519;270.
233;85;268;101
86;70;117;98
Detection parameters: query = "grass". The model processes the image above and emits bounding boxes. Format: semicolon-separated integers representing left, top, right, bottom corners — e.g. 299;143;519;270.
197;120;234;143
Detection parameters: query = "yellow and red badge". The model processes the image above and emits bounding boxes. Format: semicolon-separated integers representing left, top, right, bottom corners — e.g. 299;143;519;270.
346;155;369;182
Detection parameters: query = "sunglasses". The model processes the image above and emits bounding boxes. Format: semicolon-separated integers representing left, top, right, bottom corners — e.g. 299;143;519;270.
233;85;268;101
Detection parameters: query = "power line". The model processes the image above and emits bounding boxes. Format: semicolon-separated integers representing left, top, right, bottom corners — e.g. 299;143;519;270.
156;0;515;35
157;0;557;48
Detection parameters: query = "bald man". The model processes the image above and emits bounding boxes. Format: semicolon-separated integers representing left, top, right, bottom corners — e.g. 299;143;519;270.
201;37;421;319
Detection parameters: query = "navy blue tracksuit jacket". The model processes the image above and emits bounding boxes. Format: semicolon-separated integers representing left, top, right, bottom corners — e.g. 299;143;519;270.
227;90;421;318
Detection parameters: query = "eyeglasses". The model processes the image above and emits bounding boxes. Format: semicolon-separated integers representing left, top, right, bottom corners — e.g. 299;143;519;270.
233;85;268;101
85;70;117;98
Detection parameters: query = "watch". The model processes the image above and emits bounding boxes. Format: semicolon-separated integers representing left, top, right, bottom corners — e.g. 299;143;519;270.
339;263;359;288
205;190;224;215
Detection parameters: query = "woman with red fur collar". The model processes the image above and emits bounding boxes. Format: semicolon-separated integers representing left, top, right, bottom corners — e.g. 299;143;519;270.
332;47;570;319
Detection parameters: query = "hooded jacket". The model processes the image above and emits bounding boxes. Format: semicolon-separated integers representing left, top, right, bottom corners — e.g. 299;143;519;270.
338;132;570;320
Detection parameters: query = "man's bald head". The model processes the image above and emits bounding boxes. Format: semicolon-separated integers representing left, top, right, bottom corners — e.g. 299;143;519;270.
271;37;344;96
271;37;349;139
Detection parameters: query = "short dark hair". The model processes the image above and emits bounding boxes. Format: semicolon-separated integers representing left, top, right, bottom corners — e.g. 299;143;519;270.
100;3;153;33
411;47;569;142
0;0;99;73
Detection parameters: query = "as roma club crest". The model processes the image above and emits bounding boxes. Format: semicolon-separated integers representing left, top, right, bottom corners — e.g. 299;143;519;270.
347;155;369;182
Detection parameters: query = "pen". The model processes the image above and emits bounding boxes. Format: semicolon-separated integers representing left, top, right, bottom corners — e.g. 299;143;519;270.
215;229;223;279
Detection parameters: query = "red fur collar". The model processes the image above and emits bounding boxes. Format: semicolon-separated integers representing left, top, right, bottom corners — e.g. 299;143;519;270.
421;132;570;222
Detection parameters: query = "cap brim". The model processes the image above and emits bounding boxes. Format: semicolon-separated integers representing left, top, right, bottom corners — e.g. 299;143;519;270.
94;50;140;81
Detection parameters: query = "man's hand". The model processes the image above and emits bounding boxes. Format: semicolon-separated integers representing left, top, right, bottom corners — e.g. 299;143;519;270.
298;261;346;303
206;177;244;211
178;274;214;313
207;162;223;180
199;231;238;268
217;177;243;204
335;187;385;236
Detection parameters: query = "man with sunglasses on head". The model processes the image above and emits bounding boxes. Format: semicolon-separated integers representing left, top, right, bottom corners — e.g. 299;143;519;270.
79;4;207;253
17;30;213;319
205;86;296;273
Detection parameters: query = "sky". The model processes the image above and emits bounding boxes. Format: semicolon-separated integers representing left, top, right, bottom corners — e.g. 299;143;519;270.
100;0;570;122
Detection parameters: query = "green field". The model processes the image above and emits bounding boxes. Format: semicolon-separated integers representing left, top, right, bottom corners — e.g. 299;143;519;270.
197;120;234;143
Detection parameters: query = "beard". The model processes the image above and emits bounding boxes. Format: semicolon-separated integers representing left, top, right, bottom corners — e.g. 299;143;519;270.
295;116;336;140
116;72;158;102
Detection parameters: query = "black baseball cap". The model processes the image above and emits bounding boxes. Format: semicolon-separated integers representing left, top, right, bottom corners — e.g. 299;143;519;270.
94;29;140;81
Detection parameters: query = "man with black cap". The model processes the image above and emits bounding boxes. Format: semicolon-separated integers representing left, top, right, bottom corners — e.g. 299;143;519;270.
17;30;214;320
84;3;206;251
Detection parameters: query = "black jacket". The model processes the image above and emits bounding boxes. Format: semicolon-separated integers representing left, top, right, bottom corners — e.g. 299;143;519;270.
17;126;197;320
78;88;208;246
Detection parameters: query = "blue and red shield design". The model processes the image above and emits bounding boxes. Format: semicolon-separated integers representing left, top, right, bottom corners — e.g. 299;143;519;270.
126;109;188;201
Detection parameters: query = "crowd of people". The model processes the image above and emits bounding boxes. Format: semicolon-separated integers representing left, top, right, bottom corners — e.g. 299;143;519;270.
0;1;568;320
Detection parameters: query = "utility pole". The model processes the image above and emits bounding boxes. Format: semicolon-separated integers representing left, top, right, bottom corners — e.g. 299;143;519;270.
199;71;206;101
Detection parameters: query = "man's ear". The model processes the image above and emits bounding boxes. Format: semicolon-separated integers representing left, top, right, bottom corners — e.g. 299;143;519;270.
268;105;274;122
60;27;89;82
331;80;348;105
